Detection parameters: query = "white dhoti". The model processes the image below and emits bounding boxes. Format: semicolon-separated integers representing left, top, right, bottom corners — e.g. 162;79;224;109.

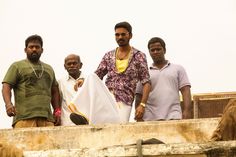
68;73;121;125
117;102;132;122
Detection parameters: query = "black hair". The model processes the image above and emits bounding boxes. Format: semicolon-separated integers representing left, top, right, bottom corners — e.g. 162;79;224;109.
147;37;166;51
114;21;132;34
25;34;43;48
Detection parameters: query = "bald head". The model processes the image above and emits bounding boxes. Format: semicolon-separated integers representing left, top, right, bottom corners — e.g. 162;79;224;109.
64;54;83;79
65;54;81;64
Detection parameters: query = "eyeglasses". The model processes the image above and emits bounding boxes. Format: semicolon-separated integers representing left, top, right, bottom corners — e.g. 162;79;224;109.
115;32;129;37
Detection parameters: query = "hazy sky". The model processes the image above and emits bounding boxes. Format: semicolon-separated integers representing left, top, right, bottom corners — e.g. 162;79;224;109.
0;0;236;129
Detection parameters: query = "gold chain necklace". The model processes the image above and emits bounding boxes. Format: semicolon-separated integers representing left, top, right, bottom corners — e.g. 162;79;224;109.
116;47;131;60
27;60;44;79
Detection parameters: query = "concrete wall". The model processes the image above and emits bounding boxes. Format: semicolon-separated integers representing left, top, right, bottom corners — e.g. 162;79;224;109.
0;118;219;151
23;141;236;157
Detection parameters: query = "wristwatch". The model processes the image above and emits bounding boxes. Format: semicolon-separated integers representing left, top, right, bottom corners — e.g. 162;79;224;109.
140;102;146;108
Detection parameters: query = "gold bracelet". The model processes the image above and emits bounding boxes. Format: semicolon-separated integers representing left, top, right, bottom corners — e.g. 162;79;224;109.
140;102;146;108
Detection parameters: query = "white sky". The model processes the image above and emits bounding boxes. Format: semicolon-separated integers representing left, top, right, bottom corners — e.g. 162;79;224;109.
0;0;236;129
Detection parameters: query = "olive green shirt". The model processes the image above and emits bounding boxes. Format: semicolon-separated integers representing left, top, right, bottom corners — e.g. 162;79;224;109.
2;59;58;126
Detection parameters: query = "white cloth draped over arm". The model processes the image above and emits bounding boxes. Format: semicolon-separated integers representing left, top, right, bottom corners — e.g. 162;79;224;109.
68;73;121;124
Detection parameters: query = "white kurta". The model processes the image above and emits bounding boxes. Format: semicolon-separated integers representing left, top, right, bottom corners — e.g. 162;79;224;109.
58;74;84;126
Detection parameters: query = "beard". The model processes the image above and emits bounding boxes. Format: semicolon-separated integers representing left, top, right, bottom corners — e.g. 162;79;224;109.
152;56;164;63
117;39;129;47
27;53;41;62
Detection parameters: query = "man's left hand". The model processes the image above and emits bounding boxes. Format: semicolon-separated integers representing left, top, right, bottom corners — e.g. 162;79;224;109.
182;110;191;119
53;108;61;126
54;116;61;126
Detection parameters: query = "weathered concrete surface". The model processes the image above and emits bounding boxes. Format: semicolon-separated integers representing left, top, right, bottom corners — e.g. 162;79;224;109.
0;118;219;152
23;141;236;157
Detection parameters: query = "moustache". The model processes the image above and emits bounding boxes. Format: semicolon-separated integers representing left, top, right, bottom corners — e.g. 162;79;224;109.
118;39;125;42
31;52;39;56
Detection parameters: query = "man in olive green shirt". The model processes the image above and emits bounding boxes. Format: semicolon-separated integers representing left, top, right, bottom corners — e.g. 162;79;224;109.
2;34;61;128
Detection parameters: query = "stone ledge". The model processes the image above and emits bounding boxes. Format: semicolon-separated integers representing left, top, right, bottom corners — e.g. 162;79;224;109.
23;141;236;157
0;118;219;151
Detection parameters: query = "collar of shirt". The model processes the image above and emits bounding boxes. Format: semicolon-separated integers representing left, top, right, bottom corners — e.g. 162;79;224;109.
150;60;170;70
66;73;84;81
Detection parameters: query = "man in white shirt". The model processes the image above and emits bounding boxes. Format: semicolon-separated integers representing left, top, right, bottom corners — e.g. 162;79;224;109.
58;54;84;126
135;37;192;121
58;54;120;126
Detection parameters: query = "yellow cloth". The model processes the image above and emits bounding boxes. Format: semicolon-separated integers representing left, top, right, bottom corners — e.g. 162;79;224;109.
116;58;129;73
115;48;131;73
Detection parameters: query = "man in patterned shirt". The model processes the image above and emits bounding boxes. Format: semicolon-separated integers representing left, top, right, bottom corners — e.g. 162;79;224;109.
95;21;151;122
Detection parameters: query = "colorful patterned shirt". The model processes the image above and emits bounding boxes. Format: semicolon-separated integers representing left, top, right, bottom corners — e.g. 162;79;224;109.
95;47;150;106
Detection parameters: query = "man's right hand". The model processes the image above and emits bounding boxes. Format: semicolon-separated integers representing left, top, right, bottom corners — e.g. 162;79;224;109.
6;103;16;117
74;78;84;91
